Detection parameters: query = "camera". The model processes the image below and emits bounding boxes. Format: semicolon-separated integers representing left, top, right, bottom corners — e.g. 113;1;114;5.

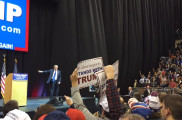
59;96;66;102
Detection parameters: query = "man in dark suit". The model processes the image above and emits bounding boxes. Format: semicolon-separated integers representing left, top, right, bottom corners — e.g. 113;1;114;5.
128;86;134;98
38;65;61;99
144;85;151;98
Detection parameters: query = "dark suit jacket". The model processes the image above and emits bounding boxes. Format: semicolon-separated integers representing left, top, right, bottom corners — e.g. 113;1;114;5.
144;89;150;98
129;90;134;98
43;69;61;84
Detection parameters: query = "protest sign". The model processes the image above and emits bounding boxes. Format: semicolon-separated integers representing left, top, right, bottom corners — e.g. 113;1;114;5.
95;70;106;104
96;60;119;105
113;60;119;86
77;57;104;89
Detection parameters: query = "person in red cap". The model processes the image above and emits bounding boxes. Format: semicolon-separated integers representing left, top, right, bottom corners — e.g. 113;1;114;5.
66;108;86;120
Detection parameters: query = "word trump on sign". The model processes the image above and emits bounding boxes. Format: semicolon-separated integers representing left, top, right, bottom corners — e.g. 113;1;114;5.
77;57;104;89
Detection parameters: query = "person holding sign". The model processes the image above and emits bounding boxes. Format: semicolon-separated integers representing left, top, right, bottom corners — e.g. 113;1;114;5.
38;65;61;99
70;65;123;120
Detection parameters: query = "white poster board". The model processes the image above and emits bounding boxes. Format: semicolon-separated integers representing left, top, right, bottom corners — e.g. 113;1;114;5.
77;57;104;89
113;60;119;86
96;60;119;105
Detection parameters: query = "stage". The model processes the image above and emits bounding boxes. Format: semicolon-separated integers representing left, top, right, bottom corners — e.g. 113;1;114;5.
0;97;97;119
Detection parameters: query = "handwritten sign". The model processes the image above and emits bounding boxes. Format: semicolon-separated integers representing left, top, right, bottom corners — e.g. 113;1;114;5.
77;57;104;89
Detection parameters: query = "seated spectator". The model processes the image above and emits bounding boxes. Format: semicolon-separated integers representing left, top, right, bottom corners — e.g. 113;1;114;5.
144;92;161;119
146;78;151;86
168;71;173;80
119;113;145;120
161;76;168;84
177;80;182;87
160;80;169;88
144;92;160;110
158;92;167;106
2;100;19;116
0;100;31;120
39;110;70;120
173;72;178;80
119;97;129;114
133;92;142;102
169;79;177;88
70;65;123;120
0;109;31;120
145;91;161;119
151;77;157;87
174;84;182;95
128;98;151;120
118;88;121;96
161;69;166;77
64;95;86;120
161;94;182;120
66;109;86;120
33;104;56;120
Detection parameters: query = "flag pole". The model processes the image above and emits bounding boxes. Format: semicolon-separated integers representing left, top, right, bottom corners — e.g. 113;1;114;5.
3;54;6;62
1;54;6;101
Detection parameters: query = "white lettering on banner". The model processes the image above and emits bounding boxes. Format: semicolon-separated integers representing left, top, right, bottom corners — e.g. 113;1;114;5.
1;25;21;34
0;1;22;22
0;43;13;49
0;1;5;20
77;57;104;89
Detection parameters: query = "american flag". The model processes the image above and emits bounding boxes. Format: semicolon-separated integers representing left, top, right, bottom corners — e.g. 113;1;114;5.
1;57;6;98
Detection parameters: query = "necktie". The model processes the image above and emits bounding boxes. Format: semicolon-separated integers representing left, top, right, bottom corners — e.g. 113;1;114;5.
53;71;56;82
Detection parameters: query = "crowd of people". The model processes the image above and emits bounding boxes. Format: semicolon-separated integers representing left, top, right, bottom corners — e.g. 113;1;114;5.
125;47;182;120
138;48;182;92
0;49;182;120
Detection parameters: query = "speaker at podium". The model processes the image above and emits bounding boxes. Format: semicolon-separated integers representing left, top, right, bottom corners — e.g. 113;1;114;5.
4;73;28;106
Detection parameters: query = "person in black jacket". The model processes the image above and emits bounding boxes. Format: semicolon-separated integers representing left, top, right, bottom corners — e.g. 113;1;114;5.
144;86;151;98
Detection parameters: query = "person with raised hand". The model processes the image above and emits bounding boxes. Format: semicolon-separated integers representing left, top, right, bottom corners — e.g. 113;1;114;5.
70;65;123;120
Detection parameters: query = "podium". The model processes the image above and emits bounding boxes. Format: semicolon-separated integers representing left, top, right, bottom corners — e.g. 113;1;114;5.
4;73;28;106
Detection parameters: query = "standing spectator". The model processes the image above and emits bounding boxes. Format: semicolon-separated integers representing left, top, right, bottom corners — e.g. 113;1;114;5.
70;65;123;120
133;79;138;92
144;86;151;98
128;87;134;98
